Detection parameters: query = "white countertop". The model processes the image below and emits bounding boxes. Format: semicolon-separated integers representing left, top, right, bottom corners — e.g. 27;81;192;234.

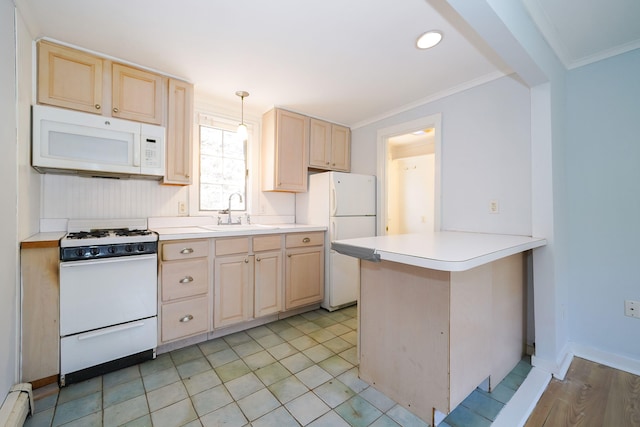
332;231;546;272
152;224;326;240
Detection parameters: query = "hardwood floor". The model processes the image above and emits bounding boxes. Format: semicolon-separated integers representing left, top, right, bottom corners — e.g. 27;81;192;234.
525;357;640;426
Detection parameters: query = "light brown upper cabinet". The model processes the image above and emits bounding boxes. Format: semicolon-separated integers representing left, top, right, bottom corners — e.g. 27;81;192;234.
262;109;309;192
309;118;351;172
164;79;194;185
111;63;165;125
38;40;104;114
38;41;165;126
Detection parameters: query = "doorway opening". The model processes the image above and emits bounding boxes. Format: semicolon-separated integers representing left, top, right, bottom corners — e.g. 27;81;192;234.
376;114;441;235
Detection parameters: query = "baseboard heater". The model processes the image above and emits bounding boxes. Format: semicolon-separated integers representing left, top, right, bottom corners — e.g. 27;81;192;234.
0;383;33;427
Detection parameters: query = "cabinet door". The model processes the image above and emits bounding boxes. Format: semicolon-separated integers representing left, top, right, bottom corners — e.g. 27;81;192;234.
273;109;309;192
21;244;60;385
164;79;194;185
285;246;324;310
112;63;165;125
161;296;209;343
38;41;104;114
214;254;253;328
331;124;351;172
309;118;331;169
254;250;282;317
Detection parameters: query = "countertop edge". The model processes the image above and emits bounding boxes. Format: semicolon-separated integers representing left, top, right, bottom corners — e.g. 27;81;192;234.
333;232;547;272
21;232;65;248
154;225;327;241
376;239;546;271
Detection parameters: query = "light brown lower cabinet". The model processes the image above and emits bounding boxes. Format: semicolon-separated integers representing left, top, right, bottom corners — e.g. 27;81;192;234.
21;241;60;387
159;239;210;344
253;235;283;317
284;232;324;310
213;235;288;328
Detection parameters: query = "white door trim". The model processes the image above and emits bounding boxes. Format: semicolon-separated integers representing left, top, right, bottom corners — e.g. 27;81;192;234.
376;114;442;235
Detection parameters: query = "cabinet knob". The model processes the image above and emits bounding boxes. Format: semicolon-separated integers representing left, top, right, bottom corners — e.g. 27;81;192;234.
256;257;261;262
179;276;194;284
180;314;194;323
302;237;311;243
95;104;101;110
113;107;119;113
288;254;292;258
180;248;194;254
326;162;330;165
244;258;249;263
332;163;336;166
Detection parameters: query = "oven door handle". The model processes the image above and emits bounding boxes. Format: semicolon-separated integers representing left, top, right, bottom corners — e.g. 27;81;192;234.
76;320;147;341
60;253;157;268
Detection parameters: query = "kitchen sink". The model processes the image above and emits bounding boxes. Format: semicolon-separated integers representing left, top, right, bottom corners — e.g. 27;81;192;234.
199;224;279;232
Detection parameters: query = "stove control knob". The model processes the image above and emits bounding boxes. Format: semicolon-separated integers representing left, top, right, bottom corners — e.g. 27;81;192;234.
108;246;117;254
125;245;133;253
76;248;85;257
137;244;146;252
90;247;100;256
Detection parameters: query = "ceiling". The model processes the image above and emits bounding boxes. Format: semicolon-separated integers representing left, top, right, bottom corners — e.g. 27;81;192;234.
16;0;640;128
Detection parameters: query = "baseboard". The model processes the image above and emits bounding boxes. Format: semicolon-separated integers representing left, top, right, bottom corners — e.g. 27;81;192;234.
571;342;640;376
531;342;573;380
0;384;33;427
491;367;551;427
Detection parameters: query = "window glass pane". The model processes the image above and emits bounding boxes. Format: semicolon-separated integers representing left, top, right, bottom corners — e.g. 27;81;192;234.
199;125;247;211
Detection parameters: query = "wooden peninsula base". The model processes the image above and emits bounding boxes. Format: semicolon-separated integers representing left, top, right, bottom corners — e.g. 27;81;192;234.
333;231;546;425
358;254;526;425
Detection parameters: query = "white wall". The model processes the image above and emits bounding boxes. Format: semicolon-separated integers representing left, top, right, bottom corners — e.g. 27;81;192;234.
566;48;640;360
0;0;19;396
352;75;532;236
388;155;435;234
448;0;572;377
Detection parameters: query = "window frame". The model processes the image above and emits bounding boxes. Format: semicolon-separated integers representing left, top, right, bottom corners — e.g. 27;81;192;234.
190;112;255;217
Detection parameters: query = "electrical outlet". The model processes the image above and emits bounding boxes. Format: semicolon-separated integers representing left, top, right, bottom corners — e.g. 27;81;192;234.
625;300;640;318
178;201;187;216
489;199;500;214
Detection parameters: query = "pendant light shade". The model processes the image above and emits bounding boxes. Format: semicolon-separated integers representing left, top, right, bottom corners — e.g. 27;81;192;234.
236;91;249;141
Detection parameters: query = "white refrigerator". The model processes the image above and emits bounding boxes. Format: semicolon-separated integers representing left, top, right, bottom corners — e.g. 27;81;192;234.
296;172;376;311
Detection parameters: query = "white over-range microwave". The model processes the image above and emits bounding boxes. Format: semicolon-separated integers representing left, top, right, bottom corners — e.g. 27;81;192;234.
32;105;166;179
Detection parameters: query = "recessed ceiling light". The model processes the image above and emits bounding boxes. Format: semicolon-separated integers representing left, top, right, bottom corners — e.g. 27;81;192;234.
416;31;443;50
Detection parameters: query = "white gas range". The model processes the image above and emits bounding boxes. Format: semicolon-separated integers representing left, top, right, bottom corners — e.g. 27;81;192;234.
59;219;158;386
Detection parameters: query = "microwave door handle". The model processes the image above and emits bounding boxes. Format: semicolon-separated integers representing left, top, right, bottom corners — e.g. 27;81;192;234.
133;134;141;167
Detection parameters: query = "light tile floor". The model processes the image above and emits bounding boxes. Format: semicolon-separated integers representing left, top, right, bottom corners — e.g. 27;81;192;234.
24;306;530;427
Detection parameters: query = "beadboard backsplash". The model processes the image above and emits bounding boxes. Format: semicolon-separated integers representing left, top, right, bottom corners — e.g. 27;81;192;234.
42;174;187;219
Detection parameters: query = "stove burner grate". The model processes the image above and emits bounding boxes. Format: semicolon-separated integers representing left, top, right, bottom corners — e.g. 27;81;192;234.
67;230;110;240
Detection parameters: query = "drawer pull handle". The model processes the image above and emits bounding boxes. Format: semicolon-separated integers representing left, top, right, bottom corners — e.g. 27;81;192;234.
180;248;194;254
303;237;311;243
179;276;194;284
180;314;194;323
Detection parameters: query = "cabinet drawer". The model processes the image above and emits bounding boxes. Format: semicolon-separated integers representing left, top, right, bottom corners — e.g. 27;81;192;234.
253;235;282;252
216;237;250;256
285;232;324;248
161;259;208;302
161;296;208;343
162;239;209;261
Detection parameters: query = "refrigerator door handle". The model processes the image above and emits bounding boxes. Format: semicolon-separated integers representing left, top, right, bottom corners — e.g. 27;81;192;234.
331;188;337;216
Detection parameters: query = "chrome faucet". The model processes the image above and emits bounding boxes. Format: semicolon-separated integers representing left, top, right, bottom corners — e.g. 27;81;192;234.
226;192;243;224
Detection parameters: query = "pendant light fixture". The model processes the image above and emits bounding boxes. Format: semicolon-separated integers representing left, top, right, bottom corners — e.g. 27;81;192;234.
236;91;249;141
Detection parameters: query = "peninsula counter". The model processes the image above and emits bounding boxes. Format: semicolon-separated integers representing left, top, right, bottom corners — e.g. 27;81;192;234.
332;231;546;425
